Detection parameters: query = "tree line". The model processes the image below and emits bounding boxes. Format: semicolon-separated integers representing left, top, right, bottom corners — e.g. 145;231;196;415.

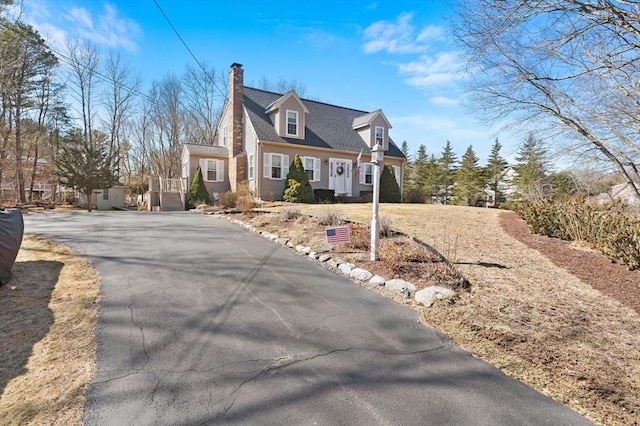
2;0;638;208
0;1;229;209
401;133;619;207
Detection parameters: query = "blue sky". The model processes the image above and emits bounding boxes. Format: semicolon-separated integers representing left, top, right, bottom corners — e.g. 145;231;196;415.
14;0;521;163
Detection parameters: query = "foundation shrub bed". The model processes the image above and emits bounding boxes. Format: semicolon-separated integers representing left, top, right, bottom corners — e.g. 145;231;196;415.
518;197;640;270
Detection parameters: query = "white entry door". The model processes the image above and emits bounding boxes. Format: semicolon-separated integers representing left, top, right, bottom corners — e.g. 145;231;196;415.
328;158;352;196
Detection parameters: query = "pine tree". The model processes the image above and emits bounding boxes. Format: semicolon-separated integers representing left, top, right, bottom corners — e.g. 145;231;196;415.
55;129;117;212
485;138;509;206
438;141;458;204
188;166;210;207
453;145;482;206
515;133;548;199
283;154;314;203
401;141;412;162
403;144;427;202
380;164;401;203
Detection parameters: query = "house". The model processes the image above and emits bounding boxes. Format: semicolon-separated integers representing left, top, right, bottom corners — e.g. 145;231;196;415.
483;166;518;207
181;63;406;205
77;185;126;210
596;182;640;207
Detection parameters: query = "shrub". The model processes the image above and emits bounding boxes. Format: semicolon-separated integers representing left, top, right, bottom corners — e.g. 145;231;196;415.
236;180;253;197
346;225;370;250
220;191;237;209
316;208;345;226
403;187;427;203
519;197;640;270
380;164;401;203
283;154;314;203
313;189;335;203
188;166;210;208
379;215;393;238
280;206;302;221
237;195;255;213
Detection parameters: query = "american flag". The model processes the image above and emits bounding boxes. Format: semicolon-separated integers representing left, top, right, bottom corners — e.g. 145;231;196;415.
326;226;350;244
353;148;363;176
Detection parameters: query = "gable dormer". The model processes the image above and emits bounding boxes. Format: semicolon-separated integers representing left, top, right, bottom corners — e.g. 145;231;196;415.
265;90;309;139
352;109;392;151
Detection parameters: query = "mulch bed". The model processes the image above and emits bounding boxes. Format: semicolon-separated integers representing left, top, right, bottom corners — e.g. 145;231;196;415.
500;210;640;314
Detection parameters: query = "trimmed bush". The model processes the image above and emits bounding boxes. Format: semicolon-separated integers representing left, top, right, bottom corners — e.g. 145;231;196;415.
380;164;401;203
283;154;314;203
188;166;210;208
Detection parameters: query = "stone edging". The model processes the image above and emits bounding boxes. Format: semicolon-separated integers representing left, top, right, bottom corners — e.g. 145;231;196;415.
198;211;456;308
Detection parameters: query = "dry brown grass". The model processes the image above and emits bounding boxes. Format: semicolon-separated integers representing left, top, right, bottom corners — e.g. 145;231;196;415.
0;234;99;425
255;203;640;426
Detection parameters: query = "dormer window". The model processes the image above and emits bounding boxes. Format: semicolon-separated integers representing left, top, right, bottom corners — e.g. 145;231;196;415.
286;110;298;136
375;126;384;147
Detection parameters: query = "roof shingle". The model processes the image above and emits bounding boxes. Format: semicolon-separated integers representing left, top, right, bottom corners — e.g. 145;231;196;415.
243;87;405;159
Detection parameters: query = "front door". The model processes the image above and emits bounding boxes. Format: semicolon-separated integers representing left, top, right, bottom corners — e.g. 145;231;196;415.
328;158;352;196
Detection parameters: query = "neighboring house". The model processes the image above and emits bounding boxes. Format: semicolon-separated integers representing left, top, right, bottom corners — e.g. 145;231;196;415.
596;182;640;207
78;185;126;210
182;63;406;204
0;157;54;201
483;166;518;207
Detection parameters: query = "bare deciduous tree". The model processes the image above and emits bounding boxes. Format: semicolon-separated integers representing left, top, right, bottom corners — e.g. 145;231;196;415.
453;0;640;197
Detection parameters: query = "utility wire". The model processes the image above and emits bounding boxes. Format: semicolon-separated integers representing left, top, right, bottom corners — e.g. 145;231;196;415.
151;0;227;100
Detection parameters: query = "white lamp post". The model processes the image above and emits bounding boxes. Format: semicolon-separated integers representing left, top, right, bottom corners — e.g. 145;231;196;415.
370;144;384;261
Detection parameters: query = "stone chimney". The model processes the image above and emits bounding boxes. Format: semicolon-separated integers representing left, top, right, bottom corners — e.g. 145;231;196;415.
228;63;246;191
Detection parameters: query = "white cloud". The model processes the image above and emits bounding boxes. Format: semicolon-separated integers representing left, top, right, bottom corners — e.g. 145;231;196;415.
71;3;142;53
362;13;443;54
430;96;459;107
398;52;465;88
68;7;93;29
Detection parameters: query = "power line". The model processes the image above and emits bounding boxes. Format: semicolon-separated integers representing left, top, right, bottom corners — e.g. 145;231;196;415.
151;0;227;100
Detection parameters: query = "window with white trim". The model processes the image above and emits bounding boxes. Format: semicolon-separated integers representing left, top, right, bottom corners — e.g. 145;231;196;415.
222;126;228;147
102;189;109;201
263;153;289;180
301;156;321;182
248;154;254;180
286;110;298;136
359;163;374;185
199;158;224;182
375;126;384;147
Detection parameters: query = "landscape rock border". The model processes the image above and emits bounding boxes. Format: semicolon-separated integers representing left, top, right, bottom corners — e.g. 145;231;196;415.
199;211;456;308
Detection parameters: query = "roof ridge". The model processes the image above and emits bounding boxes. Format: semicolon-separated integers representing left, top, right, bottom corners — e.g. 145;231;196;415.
244;86;370;114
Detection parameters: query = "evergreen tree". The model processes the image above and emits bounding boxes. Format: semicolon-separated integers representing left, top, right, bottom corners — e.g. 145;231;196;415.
549;171;577;198
55;129;117;212
188;166;210;207
438;141;458;204
453;145;483;206
283;154;314;203
423;154;441;203
485;138;509;206
403;144;427;202
515;133;549;199
380;164;401;203
401;141;412;162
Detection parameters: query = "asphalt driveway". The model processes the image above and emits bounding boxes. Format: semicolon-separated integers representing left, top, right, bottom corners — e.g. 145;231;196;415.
24;211;593;425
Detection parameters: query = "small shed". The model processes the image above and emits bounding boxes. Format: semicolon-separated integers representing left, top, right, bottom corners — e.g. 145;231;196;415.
78;185;126;210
